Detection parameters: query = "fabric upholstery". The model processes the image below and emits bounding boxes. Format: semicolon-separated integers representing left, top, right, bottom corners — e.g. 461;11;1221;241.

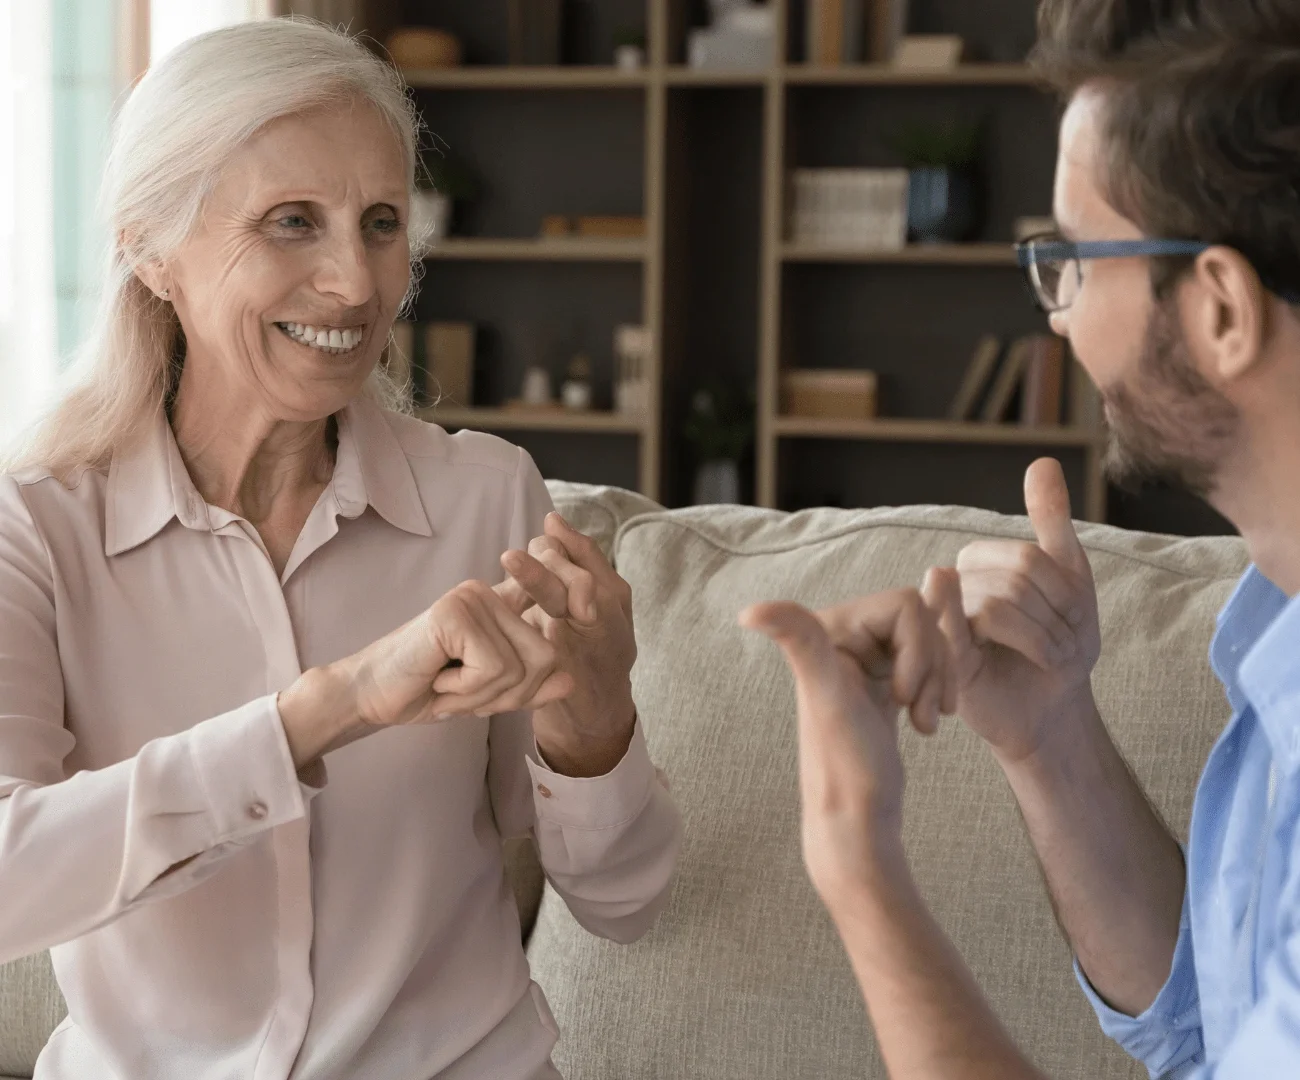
527;500;1249;1080
0;953;63;1077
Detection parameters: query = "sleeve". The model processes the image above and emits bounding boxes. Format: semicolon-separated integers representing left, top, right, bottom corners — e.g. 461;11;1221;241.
487;449;683;943
1074;858;1205;1079
0;477;319;965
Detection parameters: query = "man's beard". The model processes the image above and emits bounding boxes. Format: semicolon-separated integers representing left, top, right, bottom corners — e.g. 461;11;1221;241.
1101;300;1239;501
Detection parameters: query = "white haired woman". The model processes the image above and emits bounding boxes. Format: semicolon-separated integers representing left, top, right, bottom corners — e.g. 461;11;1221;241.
0;19;680;1079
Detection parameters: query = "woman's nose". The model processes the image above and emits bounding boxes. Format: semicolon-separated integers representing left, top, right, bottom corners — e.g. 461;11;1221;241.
315;229;376;307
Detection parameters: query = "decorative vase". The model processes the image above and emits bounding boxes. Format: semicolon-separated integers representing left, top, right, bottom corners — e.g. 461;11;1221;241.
906;167;979;244
410;190;453;246
693;459;741;506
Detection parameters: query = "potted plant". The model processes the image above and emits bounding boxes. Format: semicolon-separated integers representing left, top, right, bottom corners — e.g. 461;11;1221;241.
890;119;983;244
412;152;480;246
683;382;754;505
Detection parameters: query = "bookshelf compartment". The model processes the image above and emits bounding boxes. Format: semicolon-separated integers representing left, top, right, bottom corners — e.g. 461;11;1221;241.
414;261;644;414
779;262;1044;420
778;439;1091;517
411;89;646;240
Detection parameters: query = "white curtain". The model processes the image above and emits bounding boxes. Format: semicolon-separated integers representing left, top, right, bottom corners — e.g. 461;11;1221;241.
0;0;58;443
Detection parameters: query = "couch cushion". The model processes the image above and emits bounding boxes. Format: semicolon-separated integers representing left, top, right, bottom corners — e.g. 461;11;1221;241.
0;952;64;1078
527;501;1249;1080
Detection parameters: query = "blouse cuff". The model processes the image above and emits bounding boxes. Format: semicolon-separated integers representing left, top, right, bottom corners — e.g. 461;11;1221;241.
527;718;657;830
185;695;313;843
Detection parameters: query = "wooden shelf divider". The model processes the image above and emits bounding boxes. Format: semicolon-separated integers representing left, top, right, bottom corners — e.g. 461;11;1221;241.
784;63;1039;87
401;66;648;90
780;243;1016;265
422;238;647;262
419;407;648;435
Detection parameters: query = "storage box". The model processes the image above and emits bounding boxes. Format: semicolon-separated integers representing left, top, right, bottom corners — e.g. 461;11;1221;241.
423;322;475;406
781;369;878;419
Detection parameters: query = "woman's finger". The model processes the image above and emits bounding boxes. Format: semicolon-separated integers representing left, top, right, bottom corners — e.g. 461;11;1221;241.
499;549;570;619
470;587;566;715
528;540;599;625
429;584;526;705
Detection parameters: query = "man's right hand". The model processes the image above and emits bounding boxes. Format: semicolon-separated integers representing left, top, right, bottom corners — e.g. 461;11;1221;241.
931;458;1102;764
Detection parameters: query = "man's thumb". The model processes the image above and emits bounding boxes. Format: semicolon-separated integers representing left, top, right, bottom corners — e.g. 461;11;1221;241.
1024;458;1089;573
740;601;836;681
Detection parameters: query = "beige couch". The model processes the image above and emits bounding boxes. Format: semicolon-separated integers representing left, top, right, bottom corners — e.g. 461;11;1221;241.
0;482;1248;1079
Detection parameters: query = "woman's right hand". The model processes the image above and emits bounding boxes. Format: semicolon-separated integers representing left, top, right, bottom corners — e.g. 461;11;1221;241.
278;579;574;769
931;458;1102;766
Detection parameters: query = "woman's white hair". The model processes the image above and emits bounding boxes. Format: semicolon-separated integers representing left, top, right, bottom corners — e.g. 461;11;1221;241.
4;17;419;479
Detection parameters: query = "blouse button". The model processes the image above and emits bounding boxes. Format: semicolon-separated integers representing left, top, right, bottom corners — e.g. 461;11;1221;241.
536;784;553;799
247;801;269;820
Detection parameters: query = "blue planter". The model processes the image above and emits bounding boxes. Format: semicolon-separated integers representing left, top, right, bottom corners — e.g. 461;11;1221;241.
907;167;980;244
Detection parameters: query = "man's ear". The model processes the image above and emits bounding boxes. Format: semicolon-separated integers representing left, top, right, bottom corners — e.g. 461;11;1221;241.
1187;246;1268;384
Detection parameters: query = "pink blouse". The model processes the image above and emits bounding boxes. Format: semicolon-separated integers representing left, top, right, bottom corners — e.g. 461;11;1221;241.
0;398;681;1079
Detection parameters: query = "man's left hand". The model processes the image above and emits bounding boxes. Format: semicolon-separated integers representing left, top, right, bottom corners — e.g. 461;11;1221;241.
740;576;960;908
498;512;638;778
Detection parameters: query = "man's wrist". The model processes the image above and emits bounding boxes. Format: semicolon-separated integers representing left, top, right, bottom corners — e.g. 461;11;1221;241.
991;688;1102;778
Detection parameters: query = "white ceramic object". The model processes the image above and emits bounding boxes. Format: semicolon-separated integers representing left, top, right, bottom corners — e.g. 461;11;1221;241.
693;459;742;506
614;45;644;70
561;380;593;410
522;366;553;405
410;190;452;249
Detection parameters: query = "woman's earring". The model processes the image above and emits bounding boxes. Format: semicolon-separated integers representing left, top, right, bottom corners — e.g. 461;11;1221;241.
160;289;170;300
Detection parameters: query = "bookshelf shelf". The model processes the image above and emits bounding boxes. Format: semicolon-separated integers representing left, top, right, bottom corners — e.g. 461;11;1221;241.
773;417;1103;447
663;68;771;87
420;407;647;435
401;66;648;90
784;63;1040;87
780;243;1017;266
422;238;647;263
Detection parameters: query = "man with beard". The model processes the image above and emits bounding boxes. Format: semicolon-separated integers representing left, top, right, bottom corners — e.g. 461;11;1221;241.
741;1;1300;1077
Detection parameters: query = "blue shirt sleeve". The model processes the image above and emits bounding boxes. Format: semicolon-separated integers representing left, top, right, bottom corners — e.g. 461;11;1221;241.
1075;879;1205;1079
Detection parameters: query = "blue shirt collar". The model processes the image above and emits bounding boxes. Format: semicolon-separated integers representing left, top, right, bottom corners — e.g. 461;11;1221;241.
1212;565;1299;767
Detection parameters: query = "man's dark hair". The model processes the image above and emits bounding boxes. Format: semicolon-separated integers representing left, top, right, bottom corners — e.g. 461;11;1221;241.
1033;0;1300;299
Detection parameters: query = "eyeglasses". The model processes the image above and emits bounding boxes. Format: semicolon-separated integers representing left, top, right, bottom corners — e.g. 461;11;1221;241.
1015;234;1211;313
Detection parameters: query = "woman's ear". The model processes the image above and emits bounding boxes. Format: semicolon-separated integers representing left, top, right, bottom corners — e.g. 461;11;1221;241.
120;230;171;300
1188;246;1268;384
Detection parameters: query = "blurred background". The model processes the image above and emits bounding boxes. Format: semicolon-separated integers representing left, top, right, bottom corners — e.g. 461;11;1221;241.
0;1;1235;536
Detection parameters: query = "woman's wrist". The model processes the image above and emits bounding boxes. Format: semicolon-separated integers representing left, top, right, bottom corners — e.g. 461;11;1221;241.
277;663;368;769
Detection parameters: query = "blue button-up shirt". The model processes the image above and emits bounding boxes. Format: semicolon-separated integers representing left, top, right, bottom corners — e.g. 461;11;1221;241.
1079;566;1300;1077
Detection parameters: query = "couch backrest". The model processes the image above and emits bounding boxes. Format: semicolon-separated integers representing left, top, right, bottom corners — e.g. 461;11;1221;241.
527;491;1249;1080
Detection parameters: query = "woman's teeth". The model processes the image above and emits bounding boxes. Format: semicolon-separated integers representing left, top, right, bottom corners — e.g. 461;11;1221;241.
277;322;364;353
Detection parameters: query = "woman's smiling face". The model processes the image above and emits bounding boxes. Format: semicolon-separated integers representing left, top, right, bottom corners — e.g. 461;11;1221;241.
160;98;412;421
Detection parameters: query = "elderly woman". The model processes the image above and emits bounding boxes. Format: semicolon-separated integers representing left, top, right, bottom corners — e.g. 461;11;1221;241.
0;19;680;1080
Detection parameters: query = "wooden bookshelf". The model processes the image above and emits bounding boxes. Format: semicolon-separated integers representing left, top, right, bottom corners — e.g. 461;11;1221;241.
420;407;648;435
358;0;1120;523
422;238;647;262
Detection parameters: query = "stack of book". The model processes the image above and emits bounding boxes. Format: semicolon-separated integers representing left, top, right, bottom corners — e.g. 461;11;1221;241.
806;0;910;64
789;168;909;250
946;333;1101;428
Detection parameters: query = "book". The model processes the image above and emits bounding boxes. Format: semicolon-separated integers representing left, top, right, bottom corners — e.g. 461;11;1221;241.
807;0;844;65
423;322;475;407
1019;335;1067;426
947;334;1003;420
1068;355;1103;430
979;335;1033;422
385;319;416;403
868;0;910;63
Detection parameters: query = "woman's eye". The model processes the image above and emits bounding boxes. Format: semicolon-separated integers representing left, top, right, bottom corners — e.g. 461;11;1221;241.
369;217;401;235
278;214;311;230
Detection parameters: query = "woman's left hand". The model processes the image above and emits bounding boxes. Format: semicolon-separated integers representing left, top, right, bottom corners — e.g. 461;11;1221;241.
497;513;638;777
